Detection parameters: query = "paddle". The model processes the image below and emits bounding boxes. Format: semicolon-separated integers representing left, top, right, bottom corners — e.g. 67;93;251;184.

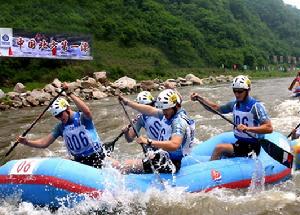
103;131;125;152
4;89;65;157
103;123;134;152
287;122;300;139
119;100;165;187
194;96;293;168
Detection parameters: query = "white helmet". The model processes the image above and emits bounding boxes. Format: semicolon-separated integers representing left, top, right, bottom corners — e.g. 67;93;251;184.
136;91;154;105
232;75;251;90
155;89;181;110
49;97;69;116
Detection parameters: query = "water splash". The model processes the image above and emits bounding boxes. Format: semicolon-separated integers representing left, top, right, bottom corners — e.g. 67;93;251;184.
248;152;265;194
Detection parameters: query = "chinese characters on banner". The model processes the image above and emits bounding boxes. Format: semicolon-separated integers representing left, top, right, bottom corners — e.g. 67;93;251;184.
0;28;92;60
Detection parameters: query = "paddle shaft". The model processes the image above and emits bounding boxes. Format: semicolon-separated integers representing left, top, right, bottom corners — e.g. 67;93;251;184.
119;101;147;153
110;130;125;144
287;122;300;138
5;89;65;157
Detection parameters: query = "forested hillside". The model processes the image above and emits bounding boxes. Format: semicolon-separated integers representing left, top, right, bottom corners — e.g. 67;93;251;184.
0;0;300;87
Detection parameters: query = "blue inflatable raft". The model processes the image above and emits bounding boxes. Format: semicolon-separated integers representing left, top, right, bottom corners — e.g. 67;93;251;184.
0;132;292;207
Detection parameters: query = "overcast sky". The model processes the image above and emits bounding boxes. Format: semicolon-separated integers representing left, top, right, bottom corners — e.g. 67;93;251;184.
283;0;300;9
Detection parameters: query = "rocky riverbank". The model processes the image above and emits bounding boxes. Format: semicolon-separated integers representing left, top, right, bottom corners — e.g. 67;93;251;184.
0;71;233;111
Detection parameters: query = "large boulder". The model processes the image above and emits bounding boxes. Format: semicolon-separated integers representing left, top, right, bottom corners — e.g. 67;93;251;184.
177;77;193;86
21;97;31;107
30;90;52;103
92;90;108;99
14;83;26;93
26;95;39;106
81;88;93;99
68;81;81;92
93;71;107;84
185;74;203;85
112;76;136;90
12;100;23;108
43;84;56;94
52;78;62;88
163;81;177;89
166;78;177;83
177;77;186;83
81;77;99;88
7;92;20;99
140;80;159;91
180;81;193;86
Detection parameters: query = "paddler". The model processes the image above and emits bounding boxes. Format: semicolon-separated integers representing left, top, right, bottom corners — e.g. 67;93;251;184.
17;82;117;168
119;89;196;174
191;75;273;160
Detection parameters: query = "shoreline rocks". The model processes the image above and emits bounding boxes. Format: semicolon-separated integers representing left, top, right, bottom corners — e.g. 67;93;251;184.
0;71;233;111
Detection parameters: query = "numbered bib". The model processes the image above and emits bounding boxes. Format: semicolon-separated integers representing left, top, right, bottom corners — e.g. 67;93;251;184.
63;125;100;156
233;109;256;139
144;117;172;141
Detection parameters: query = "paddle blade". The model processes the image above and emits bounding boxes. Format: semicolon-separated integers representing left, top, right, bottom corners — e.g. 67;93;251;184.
103;141;115;153
260;139;293;168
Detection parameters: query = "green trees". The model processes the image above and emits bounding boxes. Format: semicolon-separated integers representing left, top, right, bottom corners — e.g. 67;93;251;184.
1;0;300;86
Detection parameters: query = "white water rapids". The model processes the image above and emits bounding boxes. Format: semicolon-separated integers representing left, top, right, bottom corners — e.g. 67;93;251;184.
0;77;300;214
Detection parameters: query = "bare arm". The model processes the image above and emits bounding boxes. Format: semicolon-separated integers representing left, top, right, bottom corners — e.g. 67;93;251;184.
288;78;297;91
69;93;92;118
17;133;56;148
190;92;220;111
62;82;92;119
137;135;183;151
237;120;273;134
248;120;273;134
119;95;159;116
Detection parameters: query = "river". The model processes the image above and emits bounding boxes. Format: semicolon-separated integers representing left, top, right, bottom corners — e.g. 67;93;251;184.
0;77;299;214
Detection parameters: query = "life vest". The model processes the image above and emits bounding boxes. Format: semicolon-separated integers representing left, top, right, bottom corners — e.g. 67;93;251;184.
233;98;258;142
62;112;102;157
142;114;172;141
165;110;196;160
